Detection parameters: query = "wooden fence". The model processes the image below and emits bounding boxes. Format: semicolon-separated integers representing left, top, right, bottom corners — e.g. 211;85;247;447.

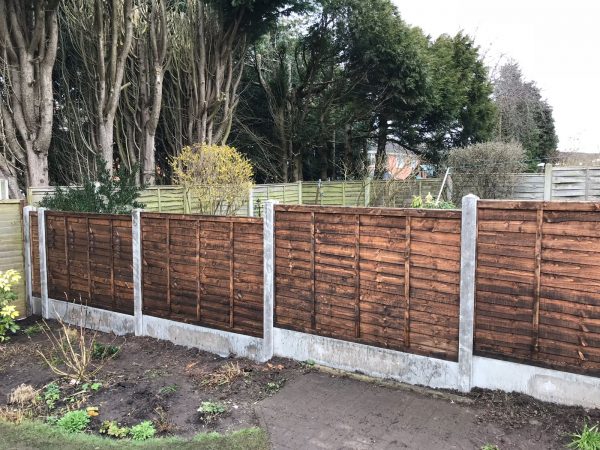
475;200;600;376
0;200;26;315
25;198;600;378
44;211;134;315
273;205;462;361
27;179;444;215
141;213;264;337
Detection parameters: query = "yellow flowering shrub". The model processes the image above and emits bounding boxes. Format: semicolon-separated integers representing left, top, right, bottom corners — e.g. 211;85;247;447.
0;269;21;342
171;144;254;216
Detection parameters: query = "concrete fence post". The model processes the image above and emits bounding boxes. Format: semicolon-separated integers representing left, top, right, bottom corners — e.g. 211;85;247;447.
248;189;255;217
298;181;303;205
22;205;34;315
262;200;277;361
543;163;553;201
458;194;478;392
132;209;143;336
37;207;49;319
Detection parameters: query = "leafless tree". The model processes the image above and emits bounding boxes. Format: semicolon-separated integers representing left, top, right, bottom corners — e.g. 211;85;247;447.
117;0;167;184
0;0;60;195
161;0;247;153
62;0;135;174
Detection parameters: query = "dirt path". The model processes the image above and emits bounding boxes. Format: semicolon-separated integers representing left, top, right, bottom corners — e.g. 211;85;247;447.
1;320;596;449
256;371;565;450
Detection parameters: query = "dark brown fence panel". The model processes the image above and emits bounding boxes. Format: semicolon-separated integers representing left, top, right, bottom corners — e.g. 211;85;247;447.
274;205;462;361
141;213;263;337
30;211;40;296
475;201;600;376
45;211;133;315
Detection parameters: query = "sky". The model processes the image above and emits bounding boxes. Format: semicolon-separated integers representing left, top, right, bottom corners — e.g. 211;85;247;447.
393;0;600;153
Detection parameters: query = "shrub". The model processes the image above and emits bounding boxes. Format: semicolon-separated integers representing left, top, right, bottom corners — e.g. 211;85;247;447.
39;156;144;214
446;141;526;203
411;192;456;209
130;420;156;441
56;410;90;433
171;144;253;216
38;314;102;382
0;269;21;342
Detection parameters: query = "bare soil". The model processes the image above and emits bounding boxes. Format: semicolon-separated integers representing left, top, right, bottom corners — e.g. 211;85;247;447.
1;316;598;449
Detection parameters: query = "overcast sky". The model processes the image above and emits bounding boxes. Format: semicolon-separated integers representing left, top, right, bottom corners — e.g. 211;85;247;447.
394;0;600;153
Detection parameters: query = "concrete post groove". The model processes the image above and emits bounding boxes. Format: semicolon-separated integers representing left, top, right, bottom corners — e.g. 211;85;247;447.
37;207;49;319
22;206;34;316
132;209;143;336
262;200;277;361
458;194;478;392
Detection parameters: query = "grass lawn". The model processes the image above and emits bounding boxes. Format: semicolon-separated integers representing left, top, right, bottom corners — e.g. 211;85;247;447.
0;420;270;450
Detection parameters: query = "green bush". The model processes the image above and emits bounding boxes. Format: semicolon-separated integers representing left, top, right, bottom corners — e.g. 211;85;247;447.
56;410;90;433
129;421;156;441
39;157;144;214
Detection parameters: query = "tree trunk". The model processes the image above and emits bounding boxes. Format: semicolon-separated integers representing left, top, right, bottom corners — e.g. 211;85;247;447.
27;146;49;187
142;128;157;185
0;0;59;191
376;114;388;178
344;123;353;175
98;121;115;173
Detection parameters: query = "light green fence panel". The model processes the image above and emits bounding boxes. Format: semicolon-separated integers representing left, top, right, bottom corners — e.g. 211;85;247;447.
0;200;26;316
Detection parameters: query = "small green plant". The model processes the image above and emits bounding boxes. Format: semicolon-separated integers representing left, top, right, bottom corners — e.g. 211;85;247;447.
411;192;456;209
81;382;103;393
481;445;500;450
568;423;600;450
198;401;227;423
130;420;156;441
92;342;120;360
43;383;61;409
99;420;130;439
302;359;316;370
24;322;44;337
0;269;21;342
265;378;286;394
158;384;179;396
56;410;90;433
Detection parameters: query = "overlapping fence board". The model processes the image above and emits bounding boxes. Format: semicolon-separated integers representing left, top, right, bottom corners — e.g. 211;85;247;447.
474;201;600;376
141;213;264;337
44;211;134;314
0;200;26;314
274;205;461;361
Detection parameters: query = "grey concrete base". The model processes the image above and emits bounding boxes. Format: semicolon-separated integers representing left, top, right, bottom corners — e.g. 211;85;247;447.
33;297;135;335
143;315;265;361
273;328;460;389
31;296;43;316
473;356;600;408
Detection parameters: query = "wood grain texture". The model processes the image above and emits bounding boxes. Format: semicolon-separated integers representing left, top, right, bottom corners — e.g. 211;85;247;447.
141;213;264;337
44;211;134;315
274;204;461;361
475;201;600;376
